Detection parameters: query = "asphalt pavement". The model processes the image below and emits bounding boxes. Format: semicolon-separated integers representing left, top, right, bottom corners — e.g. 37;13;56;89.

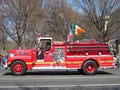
0;65;120;90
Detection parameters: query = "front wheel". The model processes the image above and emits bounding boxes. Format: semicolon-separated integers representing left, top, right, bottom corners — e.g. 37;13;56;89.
10;61;27;75
82;60;98;75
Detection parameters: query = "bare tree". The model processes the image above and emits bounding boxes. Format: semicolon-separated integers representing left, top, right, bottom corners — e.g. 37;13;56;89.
0;0;7;50
0;30;7;50
2;0;39;48
21;0;45;48
44;0;83;41
73;0;120;40
1;0;87;49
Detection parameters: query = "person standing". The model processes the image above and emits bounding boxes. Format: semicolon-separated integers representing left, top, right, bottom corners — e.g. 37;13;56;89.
1;54;7;69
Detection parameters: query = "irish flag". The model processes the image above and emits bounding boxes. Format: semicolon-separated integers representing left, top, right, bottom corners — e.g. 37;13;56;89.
72;23;85;35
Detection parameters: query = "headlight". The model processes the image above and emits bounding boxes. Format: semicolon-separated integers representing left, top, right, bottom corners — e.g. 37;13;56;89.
9;53;14;57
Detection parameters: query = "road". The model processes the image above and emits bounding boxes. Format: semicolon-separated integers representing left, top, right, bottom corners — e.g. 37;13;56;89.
0;66;120;90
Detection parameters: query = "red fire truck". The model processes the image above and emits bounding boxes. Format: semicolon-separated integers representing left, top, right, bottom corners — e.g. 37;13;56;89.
2;37;117;75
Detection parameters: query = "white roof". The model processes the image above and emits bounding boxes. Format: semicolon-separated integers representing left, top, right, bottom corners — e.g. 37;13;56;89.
37;37;52;41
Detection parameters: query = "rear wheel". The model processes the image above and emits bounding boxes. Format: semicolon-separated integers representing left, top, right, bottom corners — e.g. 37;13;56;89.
82;60;98;75
11;61;27;75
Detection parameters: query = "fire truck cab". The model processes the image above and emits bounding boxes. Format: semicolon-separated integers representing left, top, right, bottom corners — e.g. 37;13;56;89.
3;37;117;75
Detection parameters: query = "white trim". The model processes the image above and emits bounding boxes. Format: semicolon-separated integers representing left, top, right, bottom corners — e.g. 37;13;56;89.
100;66;116;69
67;56;84;58
37;37;52;40
66;55;112;58
32;66;68;70
37;59;44;62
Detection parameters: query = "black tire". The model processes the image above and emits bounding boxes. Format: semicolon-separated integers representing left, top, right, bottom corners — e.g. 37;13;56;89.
10;61;27;75
82;60;98;75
